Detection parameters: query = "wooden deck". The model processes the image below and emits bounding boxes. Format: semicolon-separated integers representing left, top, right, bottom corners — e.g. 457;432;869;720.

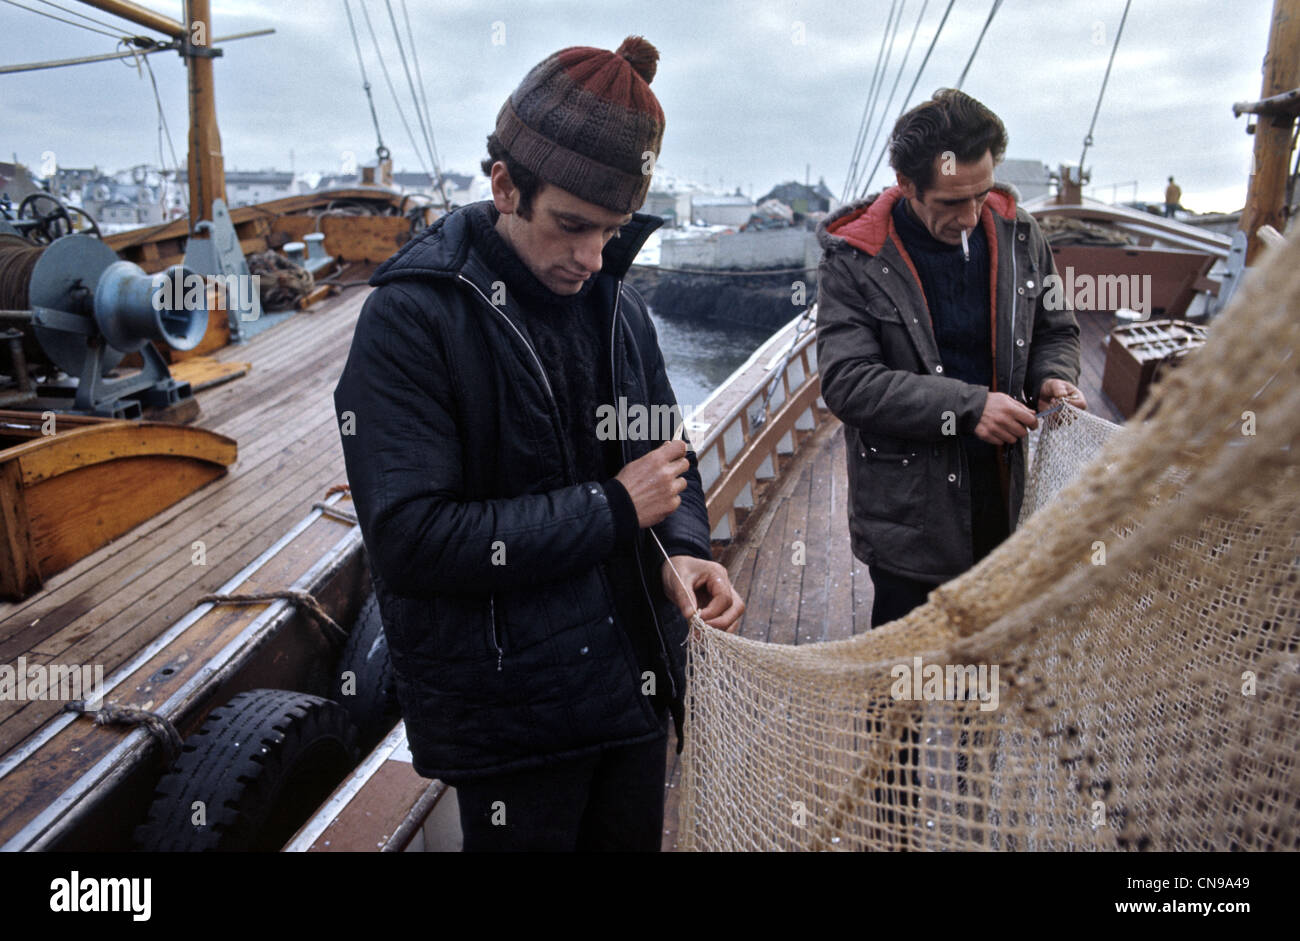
0;278;1125;847
0;270;374;760
661;307;1124;850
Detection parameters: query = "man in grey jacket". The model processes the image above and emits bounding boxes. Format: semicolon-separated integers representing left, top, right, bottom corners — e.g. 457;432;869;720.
816;89;1084;627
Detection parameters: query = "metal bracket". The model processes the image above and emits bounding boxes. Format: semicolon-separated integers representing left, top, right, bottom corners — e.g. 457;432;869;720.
184;198;261;341
178;40;223;59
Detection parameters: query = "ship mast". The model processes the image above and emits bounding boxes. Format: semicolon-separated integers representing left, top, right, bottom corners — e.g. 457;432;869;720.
79;0;227;234
1235;0;1300;264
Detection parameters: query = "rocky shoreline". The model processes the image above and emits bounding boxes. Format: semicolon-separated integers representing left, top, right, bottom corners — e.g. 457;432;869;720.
625;266;817;331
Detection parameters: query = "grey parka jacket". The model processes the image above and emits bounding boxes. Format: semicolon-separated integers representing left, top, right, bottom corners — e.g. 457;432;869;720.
814;184;1080;583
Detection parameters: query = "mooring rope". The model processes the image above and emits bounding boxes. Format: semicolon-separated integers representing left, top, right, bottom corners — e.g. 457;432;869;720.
197;589;349;644
63;700;184;762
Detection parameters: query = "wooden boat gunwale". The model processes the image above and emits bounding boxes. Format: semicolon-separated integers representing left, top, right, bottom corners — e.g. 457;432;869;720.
0;492;363;851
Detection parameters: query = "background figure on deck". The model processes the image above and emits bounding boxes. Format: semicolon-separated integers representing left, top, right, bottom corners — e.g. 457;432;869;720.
815;88;1084;628
1165;176;1182;217
334;36;743;852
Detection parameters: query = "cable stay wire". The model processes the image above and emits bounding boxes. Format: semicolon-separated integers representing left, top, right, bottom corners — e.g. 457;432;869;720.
1078;0;1134;175
35;0;140;37
841;0;901;204
342;0;389;162
399;0;452;211
1;0;131;41
847;0;910;200
852;0;930;201
0;30;271;74
124;46;183;179
382;0;448;208
356;0;435;181
955;0;1002;90
857;0;957;199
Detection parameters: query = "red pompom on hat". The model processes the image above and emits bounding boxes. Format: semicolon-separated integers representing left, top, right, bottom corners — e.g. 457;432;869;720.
494;36;665;213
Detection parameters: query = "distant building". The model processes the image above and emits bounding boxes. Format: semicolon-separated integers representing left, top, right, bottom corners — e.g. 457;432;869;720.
176;169;295;206
758;178;835;215
645;190;692;227
224;171;295;206
996;159;1051;202
0;162;41;203
315;172;361;190
690;194;754;227
391;170;481;206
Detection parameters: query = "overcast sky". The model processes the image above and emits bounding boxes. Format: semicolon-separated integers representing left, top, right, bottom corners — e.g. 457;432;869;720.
0;0;1279;212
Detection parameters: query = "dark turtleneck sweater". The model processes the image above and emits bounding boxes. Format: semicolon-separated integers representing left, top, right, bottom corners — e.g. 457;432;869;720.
891;197;1007;554
463;203;664;706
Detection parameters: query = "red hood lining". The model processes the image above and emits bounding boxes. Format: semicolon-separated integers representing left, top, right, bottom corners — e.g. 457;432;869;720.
826;185;1017;257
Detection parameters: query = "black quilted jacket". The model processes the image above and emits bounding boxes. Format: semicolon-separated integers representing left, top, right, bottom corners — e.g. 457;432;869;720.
333;204;710;782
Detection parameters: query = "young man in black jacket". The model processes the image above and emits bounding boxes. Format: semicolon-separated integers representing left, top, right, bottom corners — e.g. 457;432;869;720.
334;36;743;851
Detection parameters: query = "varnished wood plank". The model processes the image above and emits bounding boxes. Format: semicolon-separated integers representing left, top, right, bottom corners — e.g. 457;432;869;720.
167;357;251;393
824;426;858;641
0;411;343;676
798;425;835;645
303;760;432;852
25;457;226;578
0;290;365;626
14;418;343;668
737;500;790;643
14;423;235;487
0;398;338;633
0;460;41;600
0;503;360;841
765;465;810;646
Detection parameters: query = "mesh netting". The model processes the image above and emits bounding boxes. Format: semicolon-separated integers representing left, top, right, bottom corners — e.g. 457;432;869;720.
679;231;1300;851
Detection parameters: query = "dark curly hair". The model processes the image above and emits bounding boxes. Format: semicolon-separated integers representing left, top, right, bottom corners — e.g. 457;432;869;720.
481;133;542;219
888;88;1007;196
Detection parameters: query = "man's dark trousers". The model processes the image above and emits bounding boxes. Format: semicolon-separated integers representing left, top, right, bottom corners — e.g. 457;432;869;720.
869;444;1009;628
453;717;668;852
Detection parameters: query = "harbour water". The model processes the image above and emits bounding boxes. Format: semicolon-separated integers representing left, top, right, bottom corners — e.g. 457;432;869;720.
648;306;775;412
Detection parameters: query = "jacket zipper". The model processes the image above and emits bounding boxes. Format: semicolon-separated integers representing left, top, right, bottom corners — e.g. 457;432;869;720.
488;594;503;672
460;273;566;674
457;274;557;406
610;283;679;703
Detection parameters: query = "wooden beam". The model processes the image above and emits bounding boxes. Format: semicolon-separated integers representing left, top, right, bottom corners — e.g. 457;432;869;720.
1242;0;1300;264
78;0;185;39
185;0;226;231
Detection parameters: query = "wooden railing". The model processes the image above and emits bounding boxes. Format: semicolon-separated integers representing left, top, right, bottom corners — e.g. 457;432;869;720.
691;309;829;544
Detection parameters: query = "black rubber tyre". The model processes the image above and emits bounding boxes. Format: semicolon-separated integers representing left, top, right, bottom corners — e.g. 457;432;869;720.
334;591;400;746
133;689;359;851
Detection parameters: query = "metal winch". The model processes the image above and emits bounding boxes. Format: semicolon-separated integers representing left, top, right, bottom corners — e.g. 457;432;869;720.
0;233;207;418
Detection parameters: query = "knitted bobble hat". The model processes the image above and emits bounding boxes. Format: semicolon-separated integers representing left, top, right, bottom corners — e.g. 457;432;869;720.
494;36;665;214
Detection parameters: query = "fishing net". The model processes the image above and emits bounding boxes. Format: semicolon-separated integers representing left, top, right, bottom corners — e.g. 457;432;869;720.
678;230;1300;851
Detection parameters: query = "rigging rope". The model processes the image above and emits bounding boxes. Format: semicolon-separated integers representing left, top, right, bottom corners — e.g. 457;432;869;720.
34;0;138;37
383;0;448;206
857;0;957;199
1;0;131;41
342;0;390;163
955;0;1002;89
139;52;183;184
845;1;908;203
841;0;901;205
853;0;931;200
400;0;452;212
1078;0;1133;175
356;0;434;182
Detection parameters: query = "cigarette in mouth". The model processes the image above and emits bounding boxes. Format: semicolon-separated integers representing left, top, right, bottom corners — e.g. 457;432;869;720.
960;228;970;262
